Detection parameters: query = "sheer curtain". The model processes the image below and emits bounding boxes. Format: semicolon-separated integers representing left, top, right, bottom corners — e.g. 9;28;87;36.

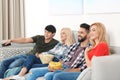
0;0;25;40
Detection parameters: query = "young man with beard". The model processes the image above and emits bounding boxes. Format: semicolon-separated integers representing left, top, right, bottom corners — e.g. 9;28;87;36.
25;23;90;80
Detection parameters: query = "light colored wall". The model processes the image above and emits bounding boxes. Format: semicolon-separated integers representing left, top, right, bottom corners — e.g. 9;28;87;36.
25;0;120;47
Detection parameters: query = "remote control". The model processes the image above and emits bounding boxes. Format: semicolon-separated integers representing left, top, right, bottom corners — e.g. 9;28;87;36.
2;43;11;47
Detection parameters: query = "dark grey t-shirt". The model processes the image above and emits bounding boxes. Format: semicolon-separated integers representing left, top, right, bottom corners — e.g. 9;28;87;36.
29;35;59;54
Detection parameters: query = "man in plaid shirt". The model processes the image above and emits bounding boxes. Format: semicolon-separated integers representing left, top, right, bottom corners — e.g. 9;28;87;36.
53;23;90;80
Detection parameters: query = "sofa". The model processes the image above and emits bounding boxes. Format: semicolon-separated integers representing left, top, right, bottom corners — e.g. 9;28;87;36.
0;41;120;80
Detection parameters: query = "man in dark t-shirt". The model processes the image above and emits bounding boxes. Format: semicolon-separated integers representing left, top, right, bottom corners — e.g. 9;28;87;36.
0;25;59;78
30;35;58;54
4;25;58;54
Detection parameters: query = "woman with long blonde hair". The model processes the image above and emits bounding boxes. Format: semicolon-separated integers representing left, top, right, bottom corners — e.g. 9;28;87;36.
47;27;76;61
85;22;110;67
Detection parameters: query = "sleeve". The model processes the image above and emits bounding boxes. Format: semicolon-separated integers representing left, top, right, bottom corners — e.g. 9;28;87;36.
79;61;87;72
62;52;72;62
61;50;70;62
31;35;41;43
61;44;76;62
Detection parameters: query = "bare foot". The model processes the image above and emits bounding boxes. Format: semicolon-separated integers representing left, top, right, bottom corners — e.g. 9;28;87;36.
3;76;14;80
2;78;9;80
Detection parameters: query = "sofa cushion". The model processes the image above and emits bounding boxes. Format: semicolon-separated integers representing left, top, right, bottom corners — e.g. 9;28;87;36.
110;46;120;55
92;55;120;80
0;47;33;62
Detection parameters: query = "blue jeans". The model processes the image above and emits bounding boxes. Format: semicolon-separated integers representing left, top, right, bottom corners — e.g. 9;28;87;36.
22;54;43;70
5;54;48;76
53;71;80;80
0;54;27;78
26;67;49;80
26;64;69;80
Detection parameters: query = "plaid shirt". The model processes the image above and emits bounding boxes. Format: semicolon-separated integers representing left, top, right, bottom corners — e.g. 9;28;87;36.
62;42;87;72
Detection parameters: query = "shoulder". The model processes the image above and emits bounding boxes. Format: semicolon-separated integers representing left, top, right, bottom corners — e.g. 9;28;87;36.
96;42;109;51
55;43;62;46
69;42;79;49
32;35;43;38
71;42;80;46
98;42;108;48
52;38;59;43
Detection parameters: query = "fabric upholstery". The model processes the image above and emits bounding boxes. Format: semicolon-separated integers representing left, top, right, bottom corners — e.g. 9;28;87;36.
77;67;91;80
92;55;120;80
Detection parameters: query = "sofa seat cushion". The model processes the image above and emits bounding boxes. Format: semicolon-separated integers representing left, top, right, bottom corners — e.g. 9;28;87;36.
0;47;33;62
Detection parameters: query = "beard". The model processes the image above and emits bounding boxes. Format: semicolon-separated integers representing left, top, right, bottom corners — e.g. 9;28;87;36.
78;36;87;42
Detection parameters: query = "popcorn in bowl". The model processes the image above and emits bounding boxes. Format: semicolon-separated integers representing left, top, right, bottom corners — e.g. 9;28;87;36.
39;53;54;64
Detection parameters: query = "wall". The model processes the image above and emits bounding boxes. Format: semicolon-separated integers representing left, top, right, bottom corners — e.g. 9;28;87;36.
25;0;120;47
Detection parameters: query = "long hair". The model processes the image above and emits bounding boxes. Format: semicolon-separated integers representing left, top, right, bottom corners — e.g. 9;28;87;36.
90;22;108;46
61;28;76;46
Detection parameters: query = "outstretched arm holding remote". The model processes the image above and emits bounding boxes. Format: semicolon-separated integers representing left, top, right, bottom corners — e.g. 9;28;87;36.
3;38;33;46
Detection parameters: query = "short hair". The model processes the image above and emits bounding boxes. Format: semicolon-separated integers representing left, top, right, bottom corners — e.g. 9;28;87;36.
45;25;56;33
80;23;90;33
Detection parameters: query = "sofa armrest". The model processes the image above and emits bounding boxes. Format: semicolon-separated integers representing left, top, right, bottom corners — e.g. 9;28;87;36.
92;55;120;80
77;67;91;80
0;41;34;62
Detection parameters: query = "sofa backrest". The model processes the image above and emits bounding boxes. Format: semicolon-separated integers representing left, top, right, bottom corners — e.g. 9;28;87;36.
0;41;35;48
110;46;120;55
72;30;78;42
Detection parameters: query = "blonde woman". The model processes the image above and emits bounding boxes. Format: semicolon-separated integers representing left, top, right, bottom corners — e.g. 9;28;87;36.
7;27;76;79
85;22;109;67
47;28;76;61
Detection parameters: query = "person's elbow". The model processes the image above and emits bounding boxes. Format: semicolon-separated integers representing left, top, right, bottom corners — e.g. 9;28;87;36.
24;38;33;43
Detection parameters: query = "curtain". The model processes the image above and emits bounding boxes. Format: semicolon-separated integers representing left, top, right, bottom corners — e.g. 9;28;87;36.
0;0;25;40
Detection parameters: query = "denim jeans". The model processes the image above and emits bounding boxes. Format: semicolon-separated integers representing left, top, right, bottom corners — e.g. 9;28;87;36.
26;64;69;80
22;54;44;70
0;54;27;78
53;71;80;80
26;67;49;80
26;67;80;80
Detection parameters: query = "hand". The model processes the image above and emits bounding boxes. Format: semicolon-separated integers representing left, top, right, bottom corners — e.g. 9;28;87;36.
85;47;92;54
59;60;63;64
84;47;92;67
48;65;56;72
35;53;40;58
3;40;12;45
64;68;80;72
